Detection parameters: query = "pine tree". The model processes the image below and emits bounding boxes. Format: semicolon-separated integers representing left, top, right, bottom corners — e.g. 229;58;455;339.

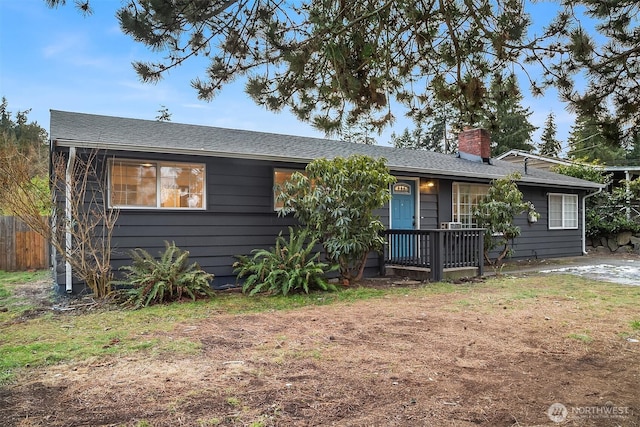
481;73;537;156
567;110;626;165
155;105;172;122
46;1;640;138
391;104;454;153
540;0;640;141
0;97;48;176
46;0;536;135
625;130;640;165
391;125;442;152
538;113;562;157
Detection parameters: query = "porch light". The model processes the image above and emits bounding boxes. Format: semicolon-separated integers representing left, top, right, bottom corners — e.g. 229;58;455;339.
420;180;436;192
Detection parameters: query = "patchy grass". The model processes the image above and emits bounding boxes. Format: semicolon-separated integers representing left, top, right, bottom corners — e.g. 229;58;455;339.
0;270;50;286
1;272;639;386
568;332;593;343
2;269;640;426
0;270;51;323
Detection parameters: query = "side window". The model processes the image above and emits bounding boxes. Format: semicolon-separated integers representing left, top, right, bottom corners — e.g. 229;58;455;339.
548;194;578;229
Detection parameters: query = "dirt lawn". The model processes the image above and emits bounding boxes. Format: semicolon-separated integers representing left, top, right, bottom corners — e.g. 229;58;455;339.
2;275;639;426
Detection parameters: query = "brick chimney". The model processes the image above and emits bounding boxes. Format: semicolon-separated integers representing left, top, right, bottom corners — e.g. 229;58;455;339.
457;128;491;163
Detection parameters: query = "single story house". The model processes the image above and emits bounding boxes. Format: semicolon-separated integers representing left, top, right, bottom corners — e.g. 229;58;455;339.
497;149;640;183
50;110;603;293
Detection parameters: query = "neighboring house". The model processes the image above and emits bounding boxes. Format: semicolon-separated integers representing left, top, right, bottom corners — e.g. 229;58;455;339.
497;149;640;183
495;150;576;172
50;111;602;293
497;150;640;221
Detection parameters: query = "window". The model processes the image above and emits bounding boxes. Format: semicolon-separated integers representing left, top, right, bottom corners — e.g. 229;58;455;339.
452;182;489;227
110;160;205;209
548;194;578;229
273;168;307;210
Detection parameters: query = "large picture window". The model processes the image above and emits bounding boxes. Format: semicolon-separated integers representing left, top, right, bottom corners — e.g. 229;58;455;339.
548;194;578;229
452;182;489;227
110;160;205;209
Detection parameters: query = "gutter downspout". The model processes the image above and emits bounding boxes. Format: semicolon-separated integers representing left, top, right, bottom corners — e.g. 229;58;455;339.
582;187;603;255
65;147;76;293
49;139;57;285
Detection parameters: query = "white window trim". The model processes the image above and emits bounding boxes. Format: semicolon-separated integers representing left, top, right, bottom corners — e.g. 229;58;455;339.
548;193;578;230
109;159;206;210
452;182;490;228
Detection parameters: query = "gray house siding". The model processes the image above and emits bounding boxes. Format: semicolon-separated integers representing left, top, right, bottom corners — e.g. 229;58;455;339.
50;111;603;294
426;179;586;262
101;152;300;291
55;147;589;294
508;186;586;260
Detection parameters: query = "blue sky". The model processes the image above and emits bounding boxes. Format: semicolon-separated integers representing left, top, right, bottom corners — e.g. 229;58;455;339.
0;0;576;147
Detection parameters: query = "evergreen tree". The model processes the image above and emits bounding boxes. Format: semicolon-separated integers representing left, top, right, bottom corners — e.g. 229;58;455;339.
391;104;454;153
567;110;626;165
46;0;536;134
340;115;377;145
391;125;440;152
538;113;562;157
155;105;172;122
481;73;537;156
539;0;640;140
626;131;640;165
0;97;48;176
46;1;640;138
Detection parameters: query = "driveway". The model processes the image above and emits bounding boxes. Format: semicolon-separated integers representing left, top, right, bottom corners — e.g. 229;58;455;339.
537;252;640;286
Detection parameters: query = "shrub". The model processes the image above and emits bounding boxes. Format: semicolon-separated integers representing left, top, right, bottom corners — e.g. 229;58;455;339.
119;241;215;308
276;155;395;283
233;227;337;296
473;172;536;266
586;187;640;237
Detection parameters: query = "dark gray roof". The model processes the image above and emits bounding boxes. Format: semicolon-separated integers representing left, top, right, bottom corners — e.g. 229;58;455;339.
50;110;602;190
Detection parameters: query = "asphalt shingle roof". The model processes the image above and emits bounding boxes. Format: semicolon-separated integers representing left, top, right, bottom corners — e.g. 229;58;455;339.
50;110;602;190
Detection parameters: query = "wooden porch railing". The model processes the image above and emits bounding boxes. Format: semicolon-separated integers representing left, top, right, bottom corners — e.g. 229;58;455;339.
381;229;485;281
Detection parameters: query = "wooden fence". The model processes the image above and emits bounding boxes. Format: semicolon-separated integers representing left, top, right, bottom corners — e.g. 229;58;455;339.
0;216;49;271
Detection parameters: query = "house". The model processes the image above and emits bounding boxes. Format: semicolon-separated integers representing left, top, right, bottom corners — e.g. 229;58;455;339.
50;111;603;293
497;149;640;183
497;149;640;221
495;149;576;171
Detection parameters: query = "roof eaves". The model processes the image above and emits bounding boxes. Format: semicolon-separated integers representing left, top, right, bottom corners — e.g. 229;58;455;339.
53;138;313;165
54;138;603;190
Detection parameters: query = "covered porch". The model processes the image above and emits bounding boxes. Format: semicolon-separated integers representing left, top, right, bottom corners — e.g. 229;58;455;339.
380;228;485;281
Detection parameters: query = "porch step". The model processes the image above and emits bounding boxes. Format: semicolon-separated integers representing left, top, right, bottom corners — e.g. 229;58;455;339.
386;265;480;281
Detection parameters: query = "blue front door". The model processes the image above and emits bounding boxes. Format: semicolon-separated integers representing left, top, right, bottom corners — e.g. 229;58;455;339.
391;180;416;259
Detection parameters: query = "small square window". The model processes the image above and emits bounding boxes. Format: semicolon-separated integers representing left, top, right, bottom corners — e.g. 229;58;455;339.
273;168;307;210
548;194;578;229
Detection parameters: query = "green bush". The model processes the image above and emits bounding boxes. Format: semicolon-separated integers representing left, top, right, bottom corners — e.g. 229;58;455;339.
119;241;215;308
276;155;395;283
586;188;640;238
233;227;337;296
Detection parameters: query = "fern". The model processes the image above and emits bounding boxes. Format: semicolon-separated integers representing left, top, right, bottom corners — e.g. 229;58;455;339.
118;241;215;308
233;227;337;296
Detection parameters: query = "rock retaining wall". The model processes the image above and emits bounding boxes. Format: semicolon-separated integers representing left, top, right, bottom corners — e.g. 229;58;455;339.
587;231;640;254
